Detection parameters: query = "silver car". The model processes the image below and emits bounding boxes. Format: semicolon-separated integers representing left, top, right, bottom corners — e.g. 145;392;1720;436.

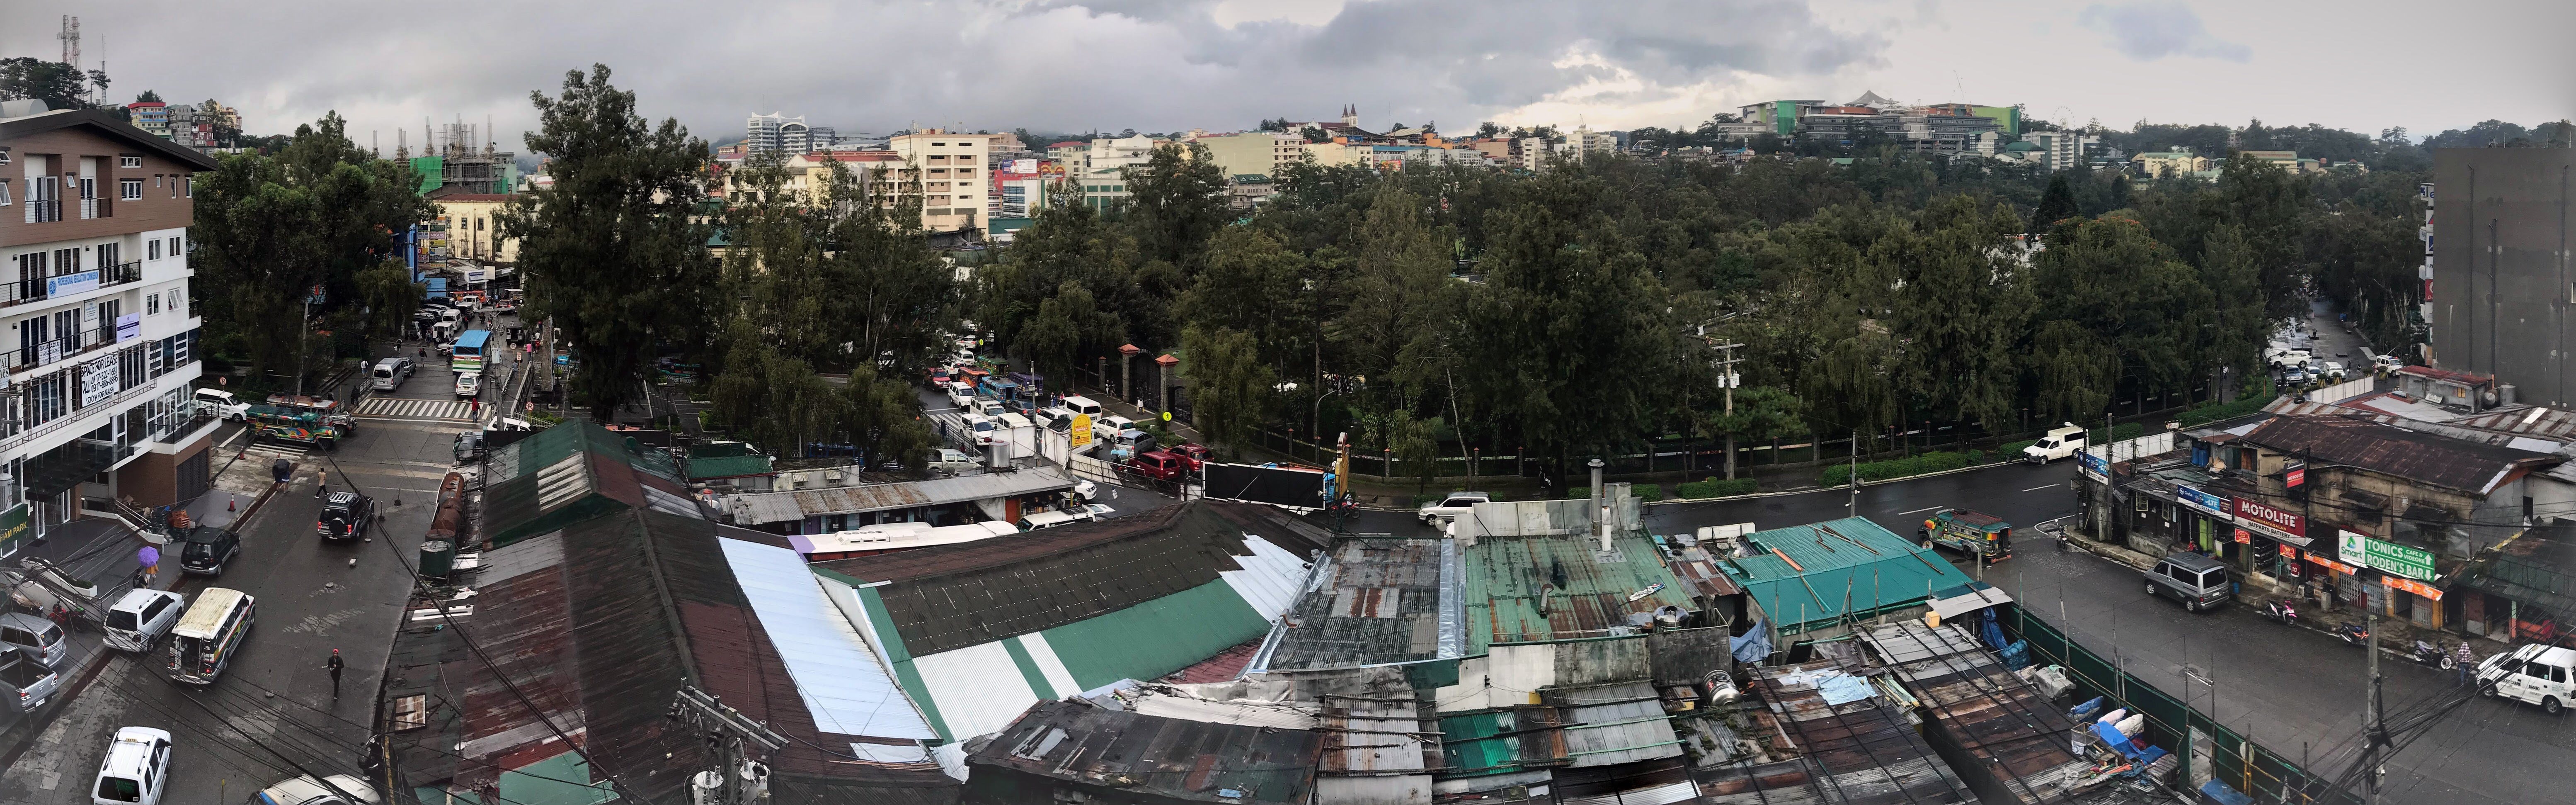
0;612;68;667
103;589;186;652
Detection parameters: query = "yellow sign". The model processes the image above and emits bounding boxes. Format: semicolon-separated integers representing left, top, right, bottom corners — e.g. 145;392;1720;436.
1070;414;1093;448
1161;411;1172;421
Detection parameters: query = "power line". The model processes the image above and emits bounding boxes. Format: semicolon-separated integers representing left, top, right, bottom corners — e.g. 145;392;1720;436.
324;455;664;805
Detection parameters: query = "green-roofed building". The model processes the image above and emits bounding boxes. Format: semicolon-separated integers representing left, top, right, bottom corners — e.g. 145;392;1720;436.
682;441;773;487
1461;531;1696;653
482;421;698;546
1720;516;1973;638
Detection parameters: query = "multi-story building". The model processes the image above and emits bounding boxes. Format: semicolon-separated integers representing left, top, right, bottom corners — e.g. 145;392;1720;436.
2014;130;2100;172
2132;146;2215;179
1187;131;1305;178
1046;141;1088;168
1077;135;1158;210
883;130;1001;232
2430;147;2576;404
988;158;1048;218
124;102;168;139
425;187;523;265
0;108;222;551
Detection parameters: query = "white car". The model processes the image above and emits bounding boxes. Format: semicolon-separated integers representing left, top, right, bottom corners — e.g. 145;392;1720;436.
945;382;977;409
1093;415;1138;443
2320;361;2347;382
102;589;185;653
1418;491;1491;525
91;726;171;805
924;448;977;475
250;774;380;805
453;371;482;398
2023;423;2089;463
193;388;250;421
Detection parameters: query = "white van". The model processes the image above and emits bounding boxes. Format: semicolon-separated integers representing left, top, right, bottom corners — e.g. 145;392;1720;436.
1062;395;1104;420
193;389;250;421
1094;414;1138;443
370;358;414;392
924;448;976;475
2479;643;2576;714
103;589;186;652
2023;423;2089;464
165;588;255;685
1017;509;1084;531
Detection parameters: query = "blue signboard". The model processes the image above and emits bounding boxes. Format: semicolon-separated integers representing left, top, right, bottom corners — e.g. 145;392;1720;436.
2175;484;2229;517
2078;451;2109;480
426;278;448;299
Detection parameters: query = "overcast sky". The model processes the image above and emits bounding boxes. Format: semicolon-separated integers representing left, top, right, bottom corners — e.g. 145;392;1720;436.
6;0;2569;154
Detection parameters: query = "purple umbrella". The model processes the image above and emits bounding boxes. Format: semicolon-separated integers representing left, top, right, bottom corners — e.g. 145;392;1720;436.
137;546;158;569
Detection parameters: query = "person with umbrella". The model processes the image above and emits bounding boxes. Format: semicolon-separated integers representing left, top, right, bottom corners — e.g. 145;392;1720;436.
135;545;159;587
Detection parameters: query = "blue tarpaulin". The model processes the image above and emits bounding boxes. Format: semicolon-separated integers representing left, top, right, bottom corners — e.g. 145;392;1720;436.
1732;618;1774;664
1999;639;2031;670
1980;608;2010;650
2198;780;2253;805
2094;720;2146;761
1816;674;1876;706
2069;696;2106;720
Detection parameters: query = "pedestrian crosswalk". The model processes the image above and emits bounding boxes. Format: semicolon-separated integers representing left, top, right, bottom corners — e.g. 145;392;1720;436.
238;440;314;460
354;396;476;421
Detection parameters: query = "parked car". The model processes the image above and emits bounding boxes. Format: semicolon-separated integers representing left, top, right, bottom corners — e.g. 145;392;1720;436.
1916;509;2012;561
250;774;381;805
2478;643;2576;714
1126;450;1190;481
90;726;172;805
2372;354;2405;373
2282;366;2310;385
1108;429;1159;462
317;491;376;541
177;525;243;575
0;612;68;667
1017;509;1084;531
2023;423;2087;463
0;645;59;711
453;371;481;398
1168;443;1212;472
1418;491;1492;525
453;431;486;464
102;589;185;653
370;358;415;392
923;448;977;475
2320;361;2347;382
2144;551;2232;612
1093;415;1137;443
193;389;250;421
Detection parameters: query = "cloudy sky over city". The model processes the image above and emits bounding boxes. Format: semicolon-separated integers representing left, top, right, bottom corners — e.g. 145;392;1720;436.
6;0;2568;152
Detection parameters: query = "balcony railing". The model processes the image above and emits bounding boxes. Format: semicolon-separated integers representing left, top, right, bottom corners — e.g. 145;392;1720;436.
0;261;143;312
9;326;123;373
26;199;61;223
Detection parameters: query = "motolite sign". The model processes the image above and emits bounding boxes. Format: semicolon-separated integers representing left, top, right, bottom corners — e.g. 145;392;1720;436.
2231;498;2305;540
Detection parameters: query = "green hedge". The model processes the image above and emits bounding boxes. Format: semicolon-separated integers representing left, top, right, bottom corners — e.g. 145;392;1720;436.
1674;478;1759;499
2178;382;2280;427
1566;484;1664;501
1820;450;1979;487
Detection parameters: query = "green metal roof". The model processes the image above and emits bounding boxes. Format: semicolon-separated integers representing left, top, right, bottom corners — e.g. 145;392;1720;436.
1722;517;1971;635
685;453;772;480
488;421;681;486
1462;534;1696;652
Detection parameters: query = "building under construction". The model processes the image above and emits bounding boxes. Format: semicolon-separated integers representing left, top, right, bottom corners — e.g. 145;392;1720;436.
400;119;517;195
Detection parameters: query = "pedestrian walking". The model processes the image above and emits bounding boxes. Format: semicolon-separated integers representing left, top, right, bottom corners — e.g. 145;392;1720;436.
327;649;344;697
2457;642;2477;686
135;545;159;586
316;467;330;499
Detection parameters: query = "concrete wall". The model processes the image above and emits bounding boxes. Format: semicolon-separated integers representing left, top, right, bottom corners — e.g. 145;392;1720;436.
2431;148;2576;404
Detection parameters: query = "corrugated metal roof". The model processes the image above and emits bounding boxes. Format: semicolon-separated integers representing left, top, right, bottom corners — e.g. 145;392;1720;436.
717;537;936;740
726;466;1079;524
1463;534;1695;651
687;453;774;480
2243;414;2561;494
1723;518;1972;634
2445;404;2576;440
1550;681;1684;767
1861;623;2089;805
1697;662;1973;805
1249;537;1467;672
969;700;1323;804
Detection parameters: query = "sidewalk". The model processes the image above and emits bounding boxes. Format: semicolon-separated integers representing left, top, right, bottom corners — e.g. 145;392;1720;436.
2061;527;2514;660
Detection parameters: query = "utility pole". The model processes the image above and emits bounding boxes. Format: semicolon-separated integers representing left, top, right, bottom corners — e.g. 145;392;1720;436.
1712;341;1745;479
1847;429;1859;516
2365;599;2384;805
295;286;317;399
670;686;786;805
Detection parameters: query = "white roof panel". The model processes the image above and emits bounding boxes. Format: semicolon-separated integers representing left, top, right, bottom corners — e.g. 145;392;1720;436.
718;537;938;740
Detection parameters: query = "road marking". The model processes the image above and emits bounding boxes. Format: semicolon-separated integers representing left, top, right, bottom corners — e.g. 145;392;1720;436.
2022;484;2058;492
1895;505;1945;515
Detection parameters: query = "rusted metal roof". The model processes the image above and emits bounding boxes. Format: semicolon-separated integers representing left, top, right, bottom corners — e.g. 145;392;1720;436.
969;699;1324;804
1248;537;1465;672
1862;623;2089;805
2445;404;2576;440
1695;661;1974;804
2242;413;2561;494
1463;533;1697;652
725;465;1079;524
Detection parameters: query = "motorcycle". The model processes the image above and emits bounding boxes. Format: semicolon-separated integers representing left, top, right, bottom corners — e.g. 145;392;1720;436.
2409;640;2459;671
2260;600;2300;627
2334;622;2370;646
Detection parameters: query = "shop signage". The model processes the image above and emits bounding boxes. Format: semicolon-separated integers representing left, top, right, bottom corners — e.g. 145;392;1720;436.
2305;553;2359;576
2382;575;2444;601
0;503;27;557
2078;451;2108;481
2231;528;2251;544
2232;498;2306;541
2176;485;2229;517
114;313;139;343
45;270;98;297
80;355;120;406
1069;413;1093;449
2287;467;2306;488
2366;539;2438;581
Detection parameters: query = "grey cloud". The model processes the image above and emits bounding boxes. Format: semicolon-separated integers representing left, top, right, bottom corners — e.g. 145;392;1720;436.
0;0;1878;153
2077;0;2251;62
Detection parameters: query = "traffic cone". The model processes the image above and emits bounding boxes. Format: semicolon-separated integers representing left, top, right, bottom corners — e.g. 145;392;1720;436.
228;498;236;512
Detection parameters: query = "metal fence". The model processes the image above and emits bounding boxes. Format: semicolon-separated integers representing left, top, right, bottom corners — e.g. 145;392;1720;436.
2004;604;2360;805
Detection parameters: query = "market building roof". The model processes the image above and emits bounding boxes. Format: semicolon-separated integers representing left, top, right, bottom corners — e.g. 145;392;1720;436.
683;441;774;481
1696;660;1976;804
2241;413;2562;494
383;509;956;805
813;502;1322;740
1721;517;1973;636
724;464;1079;524
1462;532;1696;651
1245;537;1466;673
966;699;1323;805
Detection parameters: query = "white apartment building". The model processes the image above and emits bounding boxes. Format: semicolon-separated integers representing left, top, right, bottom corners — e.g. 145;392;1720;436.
0;109;221;552
1078;135;1158;210
884;130;1003;233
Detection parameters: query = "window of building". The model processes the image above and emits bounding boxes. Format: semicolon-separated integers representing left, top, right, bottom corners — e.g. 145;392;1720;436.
148;240;160;261
146;292;159;315
0;179;11;207
119;179;141;201
183;176;192;197
119;156;141;168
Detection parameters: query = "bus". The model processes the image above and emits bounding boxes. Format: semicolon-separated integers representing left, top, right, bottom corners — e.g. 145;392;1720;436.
451;329;493;373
